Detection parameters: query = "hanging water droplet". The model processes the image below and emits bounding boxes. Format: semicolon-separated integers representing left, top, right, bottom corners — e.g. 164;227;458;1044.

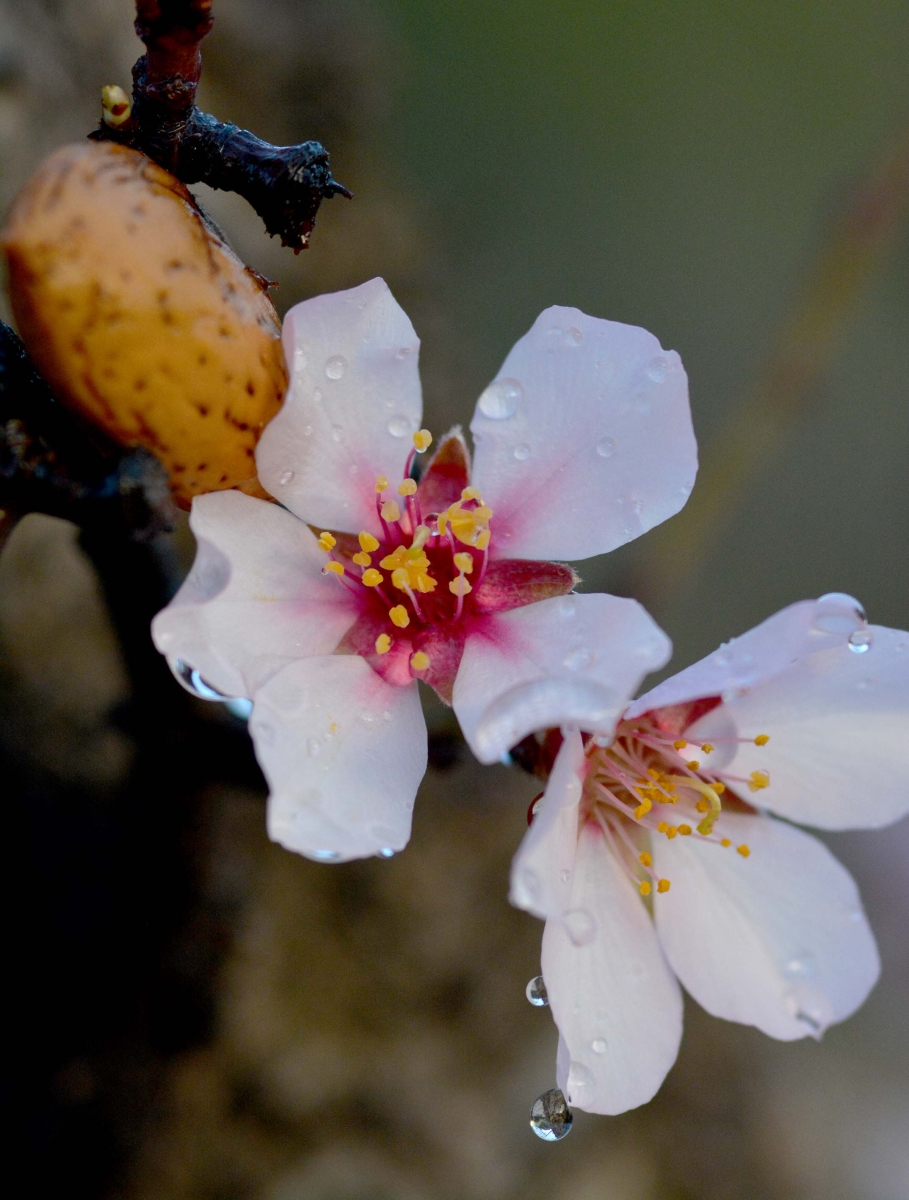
563;646;594;671
785;985;834;1039
566;326;583;345
278;469;295;486
813;593;867;634
378;847;396;858
477;377;523;419
596;436;617;458
529;1088;572;1141
591;1038;607;1054
306;737;322;758
783;951;817;980
386;415;412;437
172;659;231;701
564;908;596;946
313;849;341;862
513;443;531;461
325;354;347;379
848;629;873;654
646;355;669;382
525;975;549;1007
566;1061;596;1103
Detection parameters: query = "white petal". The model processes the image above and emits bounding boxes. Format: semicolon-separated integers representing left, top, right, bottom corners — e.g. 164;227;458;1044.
453;593;671;764
542;822;683;1115
151;490;359;698
469;307;696;561
689;625;909;830
510;729;585;919
250;656;426;862
653;811;879;1040
256;278;422;533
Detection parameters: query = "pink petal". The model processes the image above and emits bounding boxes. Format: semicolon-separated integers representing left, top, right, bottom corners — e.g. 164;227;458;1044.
452;593;671;764
151;490;359;698
653;812;879;1040
543;822;683;1114
250;656;426;862
256;278;422;533
470;307;697;561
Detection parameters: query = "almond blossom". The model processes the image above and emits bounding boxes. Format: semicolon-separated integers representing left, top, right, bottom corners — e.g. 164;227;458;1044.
512;593;909;1117
152;278;696;862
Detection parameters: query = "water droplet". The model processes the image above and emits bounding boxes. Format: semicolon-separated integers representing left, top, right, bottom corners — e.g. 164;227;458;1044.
477;377;523;420
783;951;817;980
566;327;583;345
306;737;322;758
785;985;834;1039
525;976;549;1007
591;734;612;748
596;436;617;458
564;647;594;671
395;346;413;359
302;424;313;437
313;387;323;403
559;868;571;884
631;499;644;515
566;1061;596;1103
387;415;412;437
646;355;669;382
331;424;344;443
529;1088;572;1141
848;629;873;653
813;593;867;635
564;908;596;946
378;847;396;858
278;469;295;486
513;443;531;461
591;1038;607;1054
359;708;380;726
172;659;231;701
498;524;515;543
293;349;308;372
325;354;347;379
313;849;340;862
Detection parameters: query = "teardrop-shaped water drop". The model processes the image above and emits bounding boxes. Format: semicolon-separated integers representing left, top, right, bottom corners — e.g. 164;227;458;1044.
848;629;873;654
525;975;549;1007
278;469;295;486
529;1088;572;1141
173;659;230;701
325;354;347;379
387;415;412;437
813;592;866;634
312;849;341;862
513;443;531;461
477;378;523;419
645;355;669;382
596;436;616;458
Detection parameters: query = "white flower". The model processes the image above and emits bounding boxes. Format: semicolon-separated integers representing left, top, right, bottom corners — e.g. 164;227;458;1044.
512;594;909;1114
153;278;696;862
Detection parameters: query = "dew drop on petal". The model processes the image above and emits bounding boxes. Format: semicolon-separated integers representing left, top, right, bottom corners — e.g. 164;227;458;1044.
306;737;322;758
325;355;347;379
477;378;523;419
513;443;531;461
172;659;231;701
783;951;817;980
382;710;393;722
395;346;413;359
313;849;340;862
591;1038;607;1054
785;985;834;1039
646;355;669;382
566;326;583;345
293;349;308;372
563;646;594;671
313;388;323;403
848;629;873;653
387;415;412;438
529;1089;572;1141
331;424;344;443
378;847;396;858
596;436;617;458
278;469;295;486
564;908;596;946
559;868;571;884
566;1061;596;1104
525;975;549;1007
813;592;867;634
302;424;313;437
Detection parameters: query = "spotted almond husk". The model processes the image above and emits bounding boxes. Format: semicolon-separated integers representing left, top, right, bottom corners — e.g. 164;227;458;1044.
1;141;287;507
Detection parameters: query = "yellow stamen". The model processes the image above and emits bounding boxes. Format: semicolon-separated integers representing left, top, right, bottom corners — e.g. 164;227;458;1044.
101;84;132;127
639;852;652;867
686;760;700;770
391;567;409;590
476;529;491;551
639;880;652;896
657;821;668;833
410;651;430;672
375;634;391;655
353;551;371;567
747;770;770;792
382;543;436;594
754;734;770;746
696;799;710;813
413;429;432;452
361;569;384;587
461;486;481;501
381;500;401;522
359;531;379;553
453;552;474;574
666;773;723;836
721;838;732;848
701;743;714;754
713;781;726;794
657;879;671;894
666;826;678;839
317;532;336;552
737;844;751;858
324;561;344;576
410;524;432;550
398;479;418;496
449;577;472;597
389;605;410;628
375;476;389;493
678;824;692;836
673;739;687;751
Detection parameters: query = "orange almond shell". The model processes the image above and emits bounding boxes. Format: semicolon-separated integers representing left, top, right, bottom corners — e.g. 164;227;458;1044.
1;141;287;507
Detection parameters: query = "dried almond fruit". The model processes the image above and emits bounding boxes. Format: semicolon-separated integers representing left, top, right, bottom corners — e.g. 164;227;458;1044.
2;141;287;507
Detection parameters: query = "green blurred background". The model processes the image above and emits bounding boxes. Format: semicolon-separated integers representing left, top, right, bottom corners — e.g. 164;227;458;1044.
1;1;907;1197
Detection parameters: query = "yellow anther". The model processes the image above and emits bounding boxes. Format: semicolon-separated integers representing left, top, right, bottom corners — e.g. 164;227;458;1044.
324;561;344;576
673;739;687;751
754;734;770;746
317;531;336;552
461;486;481;501
476;529;491;551
413;429;433;452
639;880;652;896
634;799;652;820
389;605;410;628
657;821;668;833
666;826;678;839
437;511;449;535
701;743;714;754
101;84;131;127
398;478;418;496
410;525;432;550
646;768;660;780
657;878;671;894
721;838;732;848
695;799;710;813
449;577;472;597
473;505;493;521
359;531;379;553
361;569;384;587
453;552;474;574
639;852;652;867
375;476;389;493
737;843;751;858
686;760;700;770
410;651;430;672
713;781;726;794
391;567;409;589
678;824;692;836
353;551;372;567
382;544;436;593
375;634;392;655
381;500;401;523
747;770;770;793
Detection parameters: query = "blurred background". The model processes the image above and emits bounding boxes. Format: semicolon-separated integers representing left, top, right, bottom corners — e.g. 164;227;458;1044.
1;1;908;1197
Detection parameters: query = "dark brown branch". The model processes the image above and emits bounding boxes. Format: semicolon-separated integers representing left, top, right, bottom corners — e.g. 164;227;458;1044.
90;0;350;252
